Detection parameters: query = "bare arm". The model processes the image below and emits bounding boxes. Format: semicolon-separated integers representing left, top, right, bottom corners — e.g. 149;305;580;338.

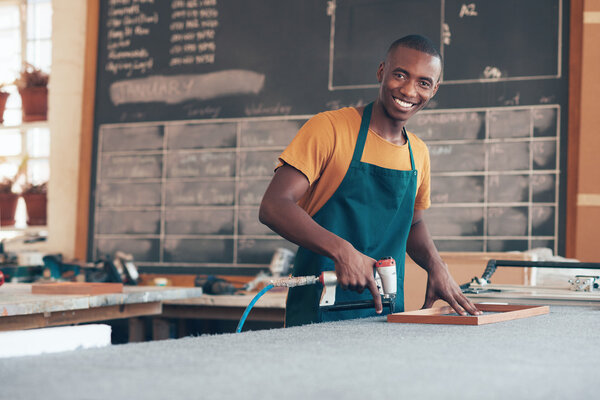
259;164;382;313
406;209;481;315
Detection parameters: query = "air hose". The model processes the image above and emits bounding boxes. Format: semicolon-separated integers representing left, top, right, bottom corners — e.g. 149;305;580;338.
236;275;319;333
236;284;274;333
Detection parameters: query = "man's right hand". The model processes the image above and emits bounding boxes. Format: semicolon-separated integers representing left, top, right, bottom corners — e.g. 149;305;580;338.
333;245;382;314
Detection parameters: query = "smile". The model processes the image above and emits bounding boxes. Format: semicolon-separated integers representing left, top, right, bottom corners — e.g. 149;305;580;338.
393;96;416;109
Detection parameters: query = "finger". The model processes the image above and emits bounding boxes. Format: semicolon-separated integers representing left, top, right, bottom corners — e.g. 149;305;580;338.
446;297;466;316
347;278;360;293
422;293;436;309
456;293;481;315
366;278;383;314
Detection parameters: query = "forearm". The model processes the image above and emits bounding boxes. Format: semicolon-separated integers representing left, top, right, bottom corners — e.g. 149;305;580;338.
259;197;352;263
405;214;445;273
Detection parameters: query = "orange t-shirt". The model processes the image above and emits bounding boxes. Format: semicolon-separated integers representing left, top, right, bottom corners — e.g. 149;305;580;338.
278;107;431;216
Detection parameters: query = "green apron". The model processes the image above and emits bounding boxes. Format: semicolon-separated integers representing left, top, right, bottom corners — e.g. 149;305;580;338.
285;102;418;326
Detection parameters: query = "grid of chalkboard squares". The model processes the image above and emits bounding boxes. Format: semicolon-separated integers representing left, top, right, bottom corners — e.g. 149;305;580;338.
94;105;559;265
94;119;305;265
407;106;559;253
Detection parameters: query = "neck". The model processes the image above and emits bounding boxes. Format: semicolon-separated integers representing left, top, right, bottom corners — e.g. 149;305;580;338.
369;100;407;145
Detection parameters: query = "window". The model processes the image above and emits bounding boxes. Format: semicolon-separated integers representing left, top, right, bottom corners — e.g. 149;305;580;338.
0;0;51;231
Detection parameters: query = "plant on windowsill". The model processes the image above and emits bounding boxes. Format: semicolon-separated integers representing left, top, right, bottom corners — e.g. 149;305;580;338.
0;156;31;227
0;177;19;227
0;83;10;124
14;63;49;122
21;181;47;226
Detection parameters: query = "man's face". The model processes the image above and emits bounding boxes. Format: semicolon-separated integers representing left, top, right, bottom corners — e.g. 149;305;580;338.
376;46;441;123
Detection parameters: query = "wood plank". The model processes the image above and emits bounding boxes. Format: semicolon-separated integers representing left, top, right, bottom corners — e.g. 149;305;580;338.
162;304;285;323
387;304;549;326
165;291;287;308
152;318;172;341
128;317;146;342
31;282;124;295
0;302;162;331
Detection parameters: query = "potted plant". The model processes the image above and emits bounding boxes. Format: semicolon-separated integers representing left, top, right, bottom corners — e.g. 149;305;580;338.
0;156;31;227
0;177;19;227
21;181;47;226
0;83;10;124
14;63;49;122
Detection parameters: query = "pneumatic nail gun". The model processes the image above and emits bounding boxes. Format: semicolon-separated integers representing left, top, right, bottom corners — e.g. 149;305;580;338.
270;257;398;313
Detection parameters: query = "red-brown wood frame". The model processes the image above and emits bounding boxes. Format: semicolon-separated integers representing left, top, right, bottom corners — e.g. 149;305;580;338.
387;304;550;325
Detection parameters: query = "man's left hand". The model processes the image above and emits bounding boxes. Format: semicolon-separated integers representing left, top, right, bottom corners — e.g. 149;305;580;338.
422;263;481;315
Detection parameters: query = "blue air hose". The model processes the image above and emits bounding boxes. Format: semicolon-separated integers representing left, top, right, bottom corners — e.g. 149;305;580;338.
236;284;274;333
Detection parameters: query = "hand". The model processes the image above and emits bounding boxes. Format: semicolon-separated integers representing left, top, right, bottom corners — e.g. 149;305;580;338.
333;245;383;314
423;263;481;316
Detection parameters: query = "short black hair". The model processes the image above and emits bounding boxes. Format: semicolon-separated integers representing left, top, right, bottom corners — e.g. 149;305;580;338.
387;34;442;63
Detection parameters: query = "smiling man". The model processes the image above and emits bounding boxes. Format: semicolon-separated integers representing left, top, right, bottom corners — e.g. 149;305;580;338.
259;35;480;326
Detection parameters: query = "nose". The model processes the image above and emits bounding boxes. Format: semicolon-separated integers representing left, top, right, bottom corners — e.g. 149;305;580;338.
398;79;418;99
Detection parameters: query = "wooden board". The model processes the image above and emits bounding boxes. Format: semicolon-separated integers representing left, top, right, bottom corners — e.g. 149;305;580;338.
31;282;124;295
387;304;549;326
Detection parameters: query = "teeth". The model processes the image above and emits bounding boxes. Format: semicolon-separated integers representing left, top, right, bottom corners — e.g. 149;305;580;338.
394;97;414;108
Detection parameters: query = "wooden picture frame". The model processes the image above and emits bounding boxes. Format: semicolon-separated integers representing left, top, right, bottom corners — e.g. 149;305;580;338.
387;304;549;325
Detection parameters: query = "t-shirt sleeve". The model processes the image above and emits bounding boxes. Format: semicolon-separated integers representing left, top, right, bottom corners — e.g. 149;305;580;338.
414;145;431;210
276;112;335;185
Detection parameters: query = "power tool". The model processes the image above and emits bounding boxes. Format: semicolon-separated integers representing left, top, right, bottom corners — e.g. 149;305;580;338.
269;256;398;313
236;257;398;332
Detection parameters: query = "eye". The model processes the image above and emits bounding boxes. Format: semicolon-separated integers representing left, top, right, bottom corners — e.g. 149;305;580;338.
419;81;431;88
394;72;406;79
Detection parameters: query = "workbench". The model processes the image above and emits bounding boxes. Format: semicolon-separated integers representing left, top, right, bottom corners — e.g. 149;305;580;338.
162;289;286;322
150;289;287;337
0;283;203;333
1;305;598;399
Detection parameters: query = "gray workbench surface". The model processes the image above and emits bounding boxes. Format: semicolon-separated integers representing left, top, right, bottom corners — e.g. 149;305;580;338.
2;306;599;400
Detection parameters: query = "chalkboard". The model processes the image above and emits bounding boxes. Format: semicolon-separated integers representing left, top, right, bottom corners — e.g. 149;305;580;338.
88;0;569;274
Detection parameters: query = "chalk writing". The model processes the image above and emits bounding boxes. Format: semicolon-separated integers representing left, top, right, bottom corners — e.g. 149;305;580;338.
169;0;219;66
105;0;158;77
110;70;265;105
244;103;292;116
459;3;478;17
483;66;502;79
442;23;451;45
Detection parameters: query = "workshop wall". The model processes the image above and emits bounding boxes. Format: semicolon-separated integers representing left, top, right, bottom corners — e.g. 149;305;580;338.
44;0;599;266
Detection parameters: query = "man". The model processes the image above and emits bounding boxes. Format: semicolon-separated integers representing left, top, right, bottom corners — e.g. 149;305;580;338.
259;35;480;327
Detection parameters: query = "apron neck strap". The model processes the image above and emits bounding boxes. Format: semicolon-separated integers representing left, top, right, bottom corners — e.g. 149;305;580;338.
353;103;416;171
352;103;372;162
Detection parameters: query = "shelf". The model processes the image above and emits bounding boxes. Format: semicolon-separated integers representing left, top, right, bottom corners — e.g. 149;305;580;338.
0;121;49;131
0;225;47;232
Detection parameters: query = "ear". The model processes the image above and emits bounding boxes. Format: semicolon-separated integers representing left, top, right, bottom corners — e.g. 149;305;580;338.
431;81;440;97
376;62;385;83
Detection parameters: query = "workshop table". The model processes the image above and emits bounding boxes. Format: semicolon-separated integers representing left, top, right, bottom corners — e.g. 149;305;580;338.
1;305;598;399
0;283;203;332
145;289;287;338
162;289;287;322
